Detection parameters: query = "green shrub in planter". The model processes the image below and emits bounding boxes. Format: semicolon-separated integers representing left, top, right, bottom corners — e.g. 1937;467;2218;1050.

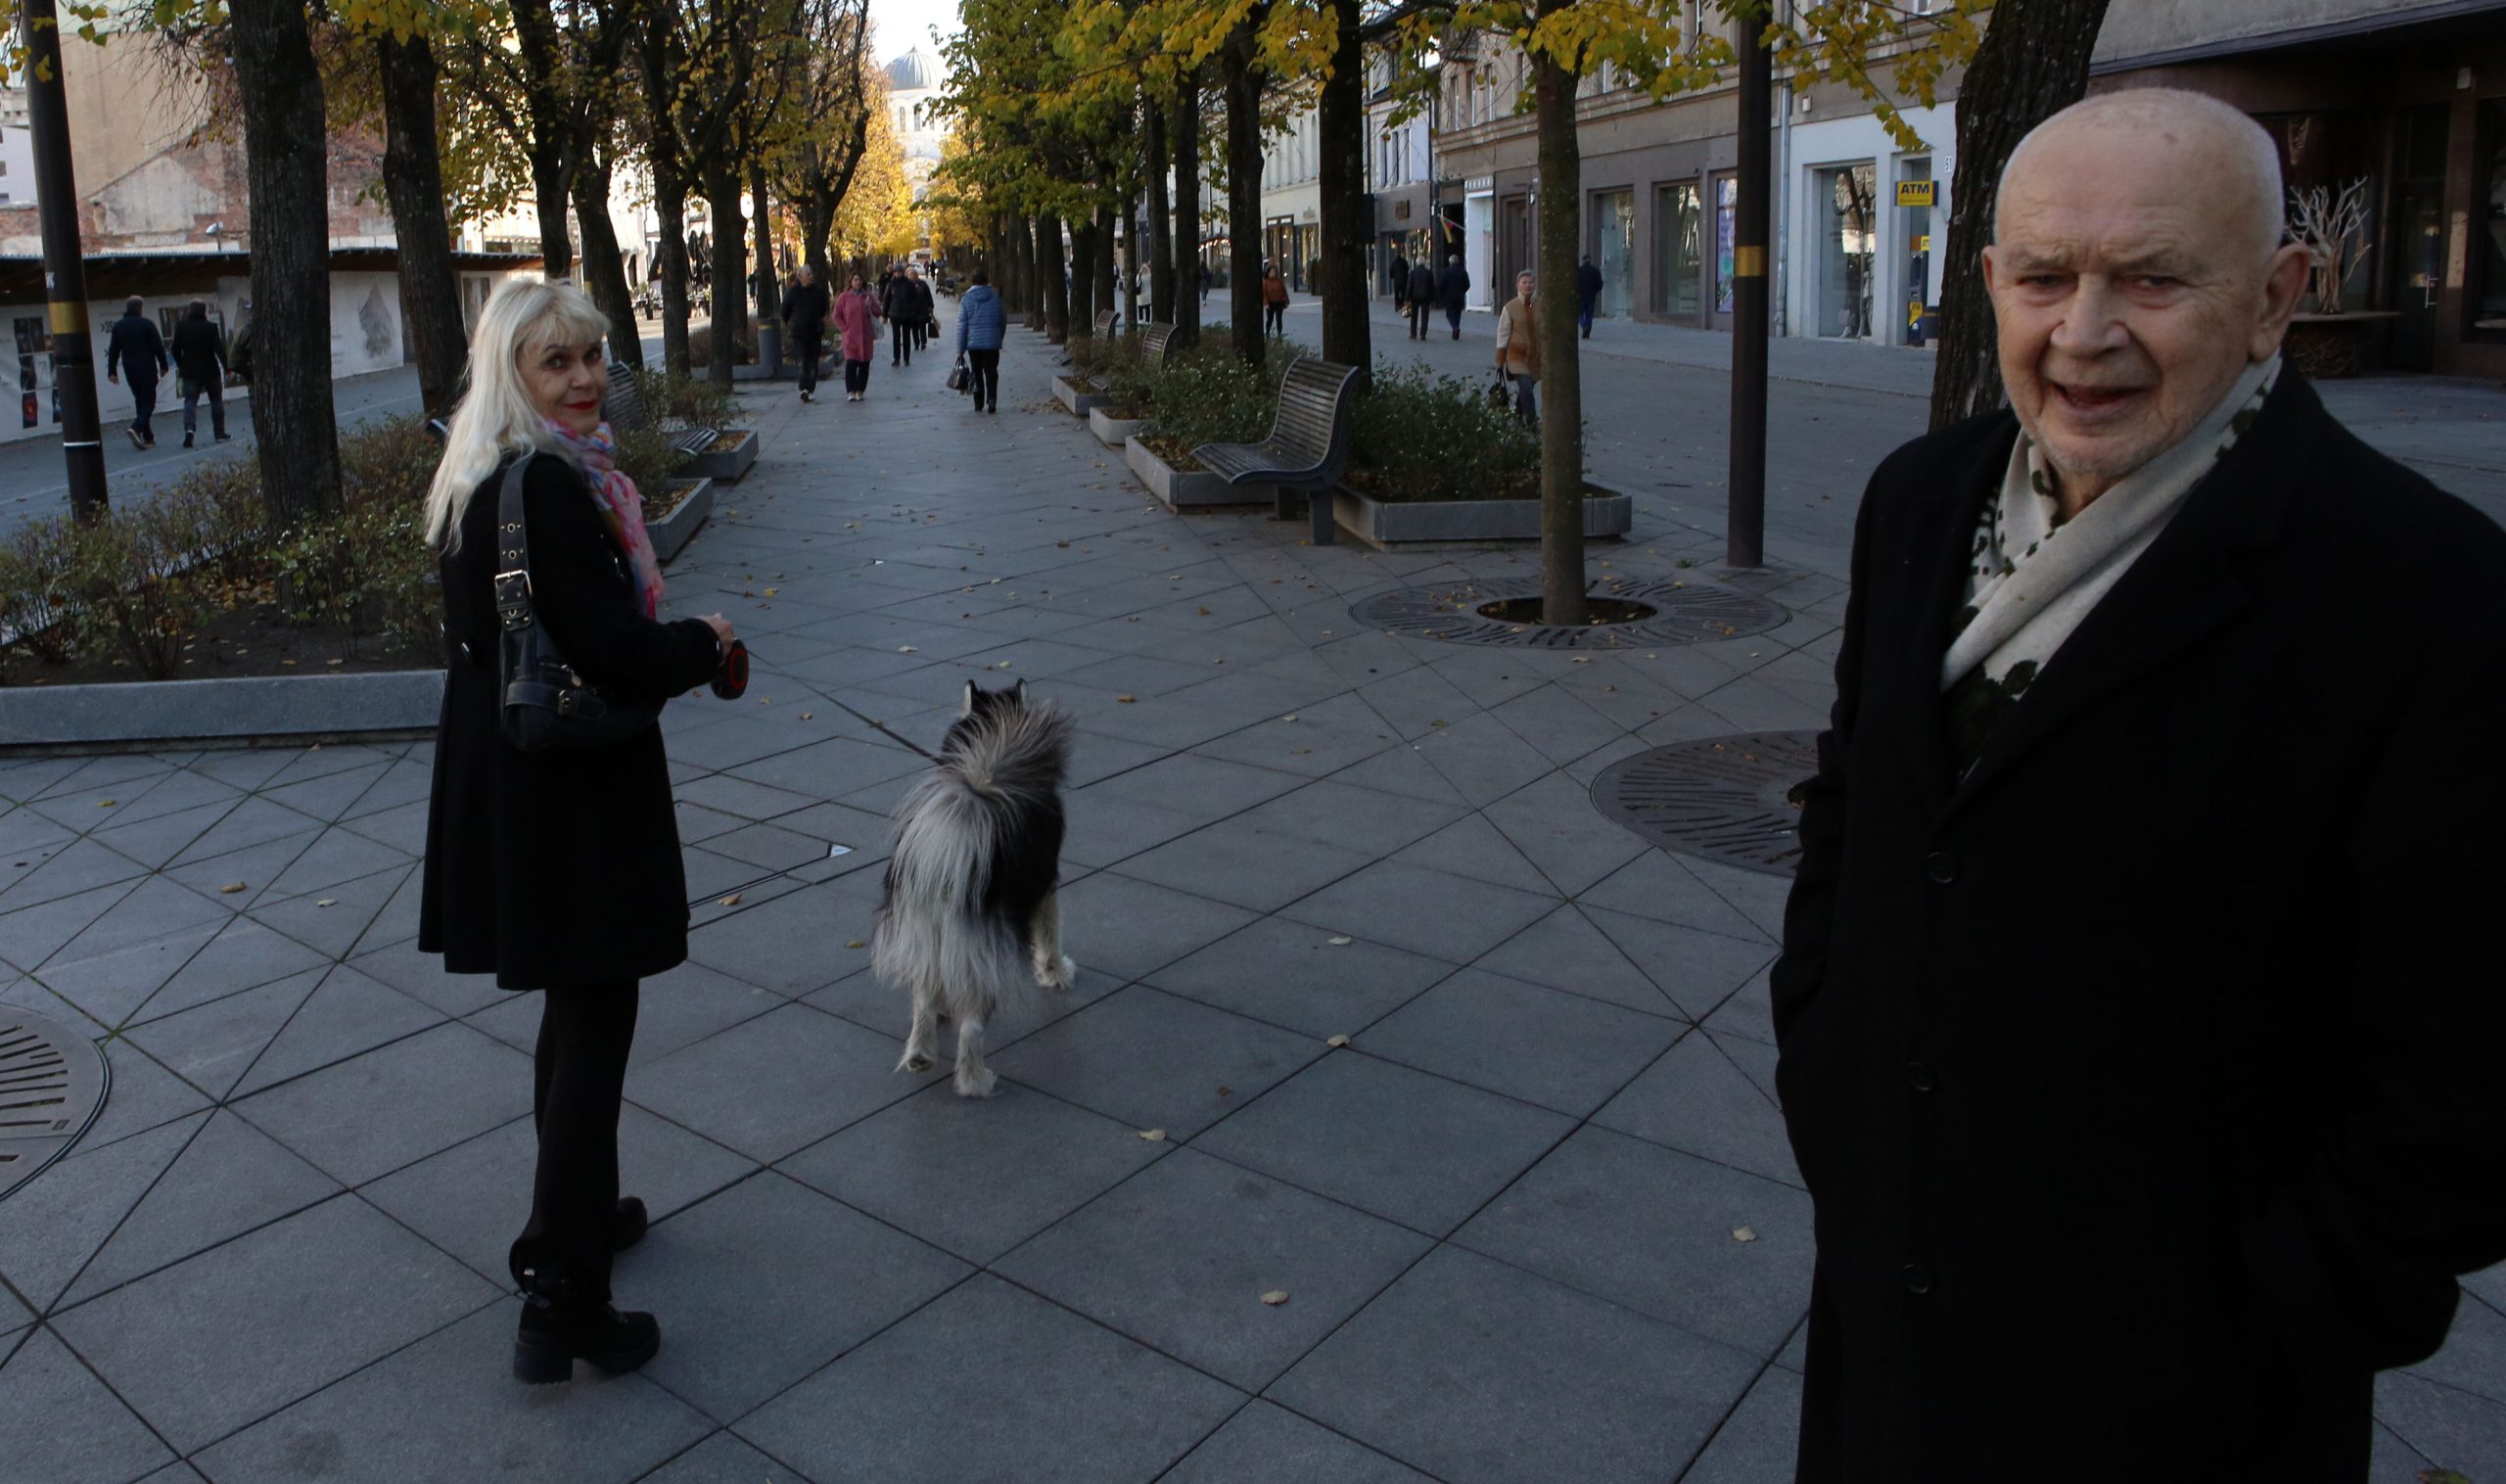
0;520;78;678
1349;362;1542;502
630;366;742;431
55;501;212;678
269;497;435;657
1135;343;1290;463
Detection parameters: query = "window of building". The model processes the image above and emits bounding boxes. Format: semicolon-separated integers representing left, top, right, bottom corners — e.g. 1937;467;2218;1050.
1813;162;1879;338
1654;180;1701;320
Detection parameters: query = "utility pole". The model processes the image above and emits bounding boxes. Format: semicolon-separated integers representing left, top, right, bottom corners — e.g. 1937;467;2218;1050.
21;0;106;521
1727;7;1771;569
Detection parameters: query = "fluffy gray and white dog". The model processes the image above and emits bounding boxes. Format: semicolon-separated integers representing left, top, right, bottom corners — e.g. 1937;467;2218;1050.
870;679;1077;1097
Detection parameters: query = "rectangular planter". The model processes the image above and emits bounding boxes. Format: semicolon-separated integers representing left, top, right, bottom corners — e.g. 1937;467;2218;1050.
1053;375;1109;415
1330;482;1632;549
1123;436;1275;511
647;476;715;563
681;428;760;484
1089;406;1145;446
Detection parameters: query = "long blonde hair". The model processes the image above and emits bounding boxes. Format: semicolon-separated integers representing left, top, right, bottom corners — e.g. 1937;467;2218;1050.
424;278;613;551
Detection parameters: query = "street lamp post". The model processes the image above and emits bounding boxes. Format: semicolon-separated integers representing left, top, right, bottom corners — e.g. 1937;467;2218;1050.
20;0;107;521
1727;7;1772;569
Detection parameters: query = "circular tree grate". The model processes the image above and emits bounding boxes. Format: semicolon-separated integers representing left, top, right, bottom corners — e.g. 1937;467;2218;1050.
0;1009;109;1203
1351;576;1786;650
1590;730;1823;877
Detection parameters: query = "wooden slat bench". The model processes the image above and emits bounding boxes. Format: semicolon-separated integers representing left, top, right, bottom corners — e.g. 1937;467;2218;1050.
1091;308;1120;340
602;363;720;456
1140;322;1183;365
1191;354;1361;545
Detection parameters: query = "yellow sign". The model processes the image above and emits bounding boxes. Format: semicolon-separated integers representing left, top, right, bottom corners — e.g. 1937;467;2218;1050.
1913;234;1931;254
1895;180;1936;209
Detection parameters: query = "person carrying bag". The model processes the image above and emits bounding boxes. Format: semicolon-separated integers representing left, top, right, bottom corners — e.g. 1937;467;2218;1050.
419;279;740;1387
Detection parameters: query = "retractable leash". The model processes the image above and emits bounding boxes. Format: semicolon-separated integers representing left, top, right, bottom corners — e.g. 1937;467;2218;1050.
703;640;936;761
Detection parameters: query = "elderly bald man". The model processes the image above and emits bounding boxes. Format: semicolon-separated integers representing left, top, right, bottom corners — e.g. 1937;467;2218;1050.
1775;88;2506;1481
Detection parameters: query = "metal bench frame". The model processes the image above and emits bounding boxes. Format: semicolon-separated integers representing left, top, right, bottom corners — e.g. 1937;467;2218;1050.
1190;354;1361;545
1139;322;1183;365
1091;308;1120;341
601;362;721;457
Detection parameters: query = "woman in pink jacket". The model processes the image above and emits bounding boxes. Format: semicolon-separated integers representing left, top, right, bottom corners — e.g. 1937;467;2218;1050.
831;274;884;401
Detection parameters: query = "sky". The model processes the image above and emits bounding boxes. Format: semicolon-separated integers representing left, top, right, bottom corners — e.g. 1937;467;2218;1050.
868;0;960;61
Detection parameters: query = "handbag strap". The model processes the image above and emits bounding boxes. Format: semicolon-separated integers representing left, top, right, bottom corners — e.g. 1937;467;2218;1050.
492;451;538;634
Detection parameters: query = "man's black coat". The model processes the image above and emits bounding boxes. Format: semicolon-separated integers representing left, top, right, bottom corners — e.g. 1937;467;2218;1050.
1774;370;2506;1482
780;279;830;337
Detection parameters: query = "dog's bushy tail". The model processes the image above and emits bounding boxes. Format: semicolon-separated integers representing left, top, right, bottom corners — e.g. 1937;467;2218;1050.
869;704;1074;1020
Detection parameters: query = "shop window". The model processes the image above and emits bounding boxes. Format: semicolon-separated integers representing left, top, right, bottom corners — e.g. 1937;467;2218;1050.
1654;180;1701;320
1592;188;1634;319
1814;162;1878;338
1712;175;1738;313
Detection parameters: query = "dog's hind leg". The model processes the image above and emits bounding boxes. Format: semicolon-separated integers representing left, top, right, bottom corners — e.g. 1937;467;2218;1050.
951;1013;998;1098
898;980;940;1075
1030;889;1076;992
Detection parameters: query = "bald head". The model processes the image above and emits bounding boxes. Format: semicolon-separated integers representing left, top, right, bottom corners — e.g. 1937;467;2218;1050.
1999;89;2284;265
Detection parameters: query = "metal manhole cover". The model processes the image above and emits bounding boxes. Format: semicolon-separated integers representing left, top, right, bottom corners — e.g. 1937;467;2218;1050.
1350;576;1786;649
1591;730;1822;876
0;1010;109;1202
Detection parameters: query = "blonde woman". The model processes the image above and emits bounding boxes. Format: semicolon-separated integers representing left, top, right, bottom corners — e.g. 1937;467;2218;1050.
418;279;734;1384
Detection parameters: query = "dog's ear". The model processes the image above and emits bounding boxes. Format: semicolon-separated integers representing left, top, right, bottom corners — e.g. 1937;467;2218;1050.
960;680;978;718
1012;678;1030;706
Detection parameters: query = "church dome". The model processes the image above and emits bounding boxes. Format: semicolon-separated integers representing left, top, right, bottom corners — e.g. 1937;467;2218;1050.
886;48;939;93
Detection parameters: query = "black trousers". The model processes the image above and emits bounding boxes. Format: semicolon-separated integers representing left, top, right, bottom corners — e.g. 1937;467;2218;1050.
129;376;159;441
181;376;226;437
795;329;824;394
967;348;1000;409
892;319;914;364
1445;301;1463;336
845;358;871;394
515;980;640;1290
1264;301;1285;337
1408;300;1432;338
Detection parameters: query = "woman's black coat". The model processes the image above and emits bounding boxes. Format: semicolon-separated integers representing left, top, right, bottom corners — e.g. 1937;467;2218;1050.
420;452;721;991
1774;371;2506;1482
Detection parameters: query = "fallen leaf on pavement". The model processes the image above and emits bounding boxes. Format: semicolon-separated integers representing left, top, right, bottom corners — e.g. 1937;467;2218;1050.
1327;1034;1351;1047
1261;1290;1289;1306
219;882;246;894
1116;695;1137;703
1733;1227;1756;1243
719;894;743;907
1327;937;1352;947
1138;1129;1167;1141
316;899;337;907
846;939;866;949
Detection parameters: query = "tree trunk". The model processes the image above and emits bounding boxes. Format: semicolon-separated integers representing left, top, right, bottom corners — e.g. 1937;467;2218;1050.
1006;211;1034;317
1026;212;1049;330
1929;0;2112;428
376;30;464;419
1069;213;1096;336
1222;23;1265;367
1146;97;1174;325
1120;197;1138;325
653;164;693;375
706;164;744;380
1175;72;1201;346
1317;0;1369;379
510;0;576;278
229;0;340;525
574;149;643;370
750;161;779;333
1039;213;1071;342
1534;45;1585;626
801;184;836;281
1094;202;1119;327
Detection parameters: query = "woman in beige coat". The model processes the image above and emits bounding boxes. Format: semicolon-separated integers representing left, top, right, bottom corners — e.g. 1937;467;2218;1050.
1494;269;1539;425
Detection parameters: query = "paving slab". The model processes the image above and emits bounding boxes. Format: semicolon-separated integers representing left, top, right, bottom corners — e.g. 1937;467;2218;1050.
231;1021;534;1185
625;1001;943;1164
1145;915;1454;1040
735;1274;1243;1484
62;1109;343;1307
0;1325;178;1484
1356;967;1683;1117
1161;1400;1435;1484
990;986;1323;1140
1595;1029;1803;1188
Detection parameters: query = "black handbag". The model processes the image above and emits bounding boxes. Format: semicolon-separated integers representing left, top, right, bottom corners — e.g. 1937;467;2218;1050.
946;358;970;393
1489;374;1512;408
490;453;664;752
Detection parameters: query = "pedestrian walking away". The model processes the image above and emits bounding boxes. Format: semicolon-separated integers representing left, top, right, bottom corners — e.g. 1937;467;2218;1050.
168;299;230;446
1391;251;1411;317
884;266;922;367
104;296;168;449
418;278;740;1388
834;273;882;400
955;266;1007;413
1438;254;1470;340
1775;89;2506;1483
1576;253;1602;338
1198;261;1213;304
1262;262;1289;339
1494;270;1539;426
1406;257;1438;340
781;263;832;402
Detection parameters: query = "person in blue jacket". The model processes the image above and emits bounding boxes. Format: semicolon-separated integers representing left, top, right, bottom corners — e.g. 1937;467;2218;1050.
953;267;1007;413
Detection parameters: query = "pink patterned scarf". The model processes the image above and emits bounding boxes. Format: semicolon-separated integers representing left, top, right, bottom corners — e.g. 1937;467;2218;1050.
542;418;666;619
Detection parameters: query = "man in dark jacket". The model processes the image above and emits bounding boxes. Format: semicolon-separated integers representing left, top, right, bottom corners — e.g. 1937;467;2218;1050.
1436;255;1469;340
1390;252;1411;316
909;265;937;352
882;266;921;366
1575;253;1603;338
1405;258;1438;340
780;263;831;402
104;297;169;450
1776;88;2506;1483
168;300;229;446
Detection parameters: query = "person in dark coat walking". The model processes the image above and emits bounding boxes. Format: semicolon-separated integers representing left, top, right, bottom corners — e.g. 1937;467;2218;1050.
910;265;937;352
1437;255;1469;340
1390;252;1411;316
1775;90;2506;1482
419;279;737;1386
1575;254;1602;338
883;267;922;366
1405;258;1438;340
779;263;831;402
104;297;168;449
168;300;229;446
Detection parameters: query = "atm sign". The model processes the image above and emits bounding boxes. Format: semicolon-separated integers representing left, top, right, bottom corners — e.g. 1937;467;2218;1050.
1895;181;1936;208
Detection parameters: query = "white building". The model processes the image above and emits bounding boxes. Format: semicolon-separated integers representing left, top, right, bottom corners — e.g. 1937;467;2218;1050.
888;48;947;201
0;90;33;209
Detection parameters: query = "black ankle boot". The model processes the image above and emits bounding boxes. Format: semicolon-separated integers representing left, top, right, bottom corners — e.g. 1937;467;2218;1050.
513;1262;661;1384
